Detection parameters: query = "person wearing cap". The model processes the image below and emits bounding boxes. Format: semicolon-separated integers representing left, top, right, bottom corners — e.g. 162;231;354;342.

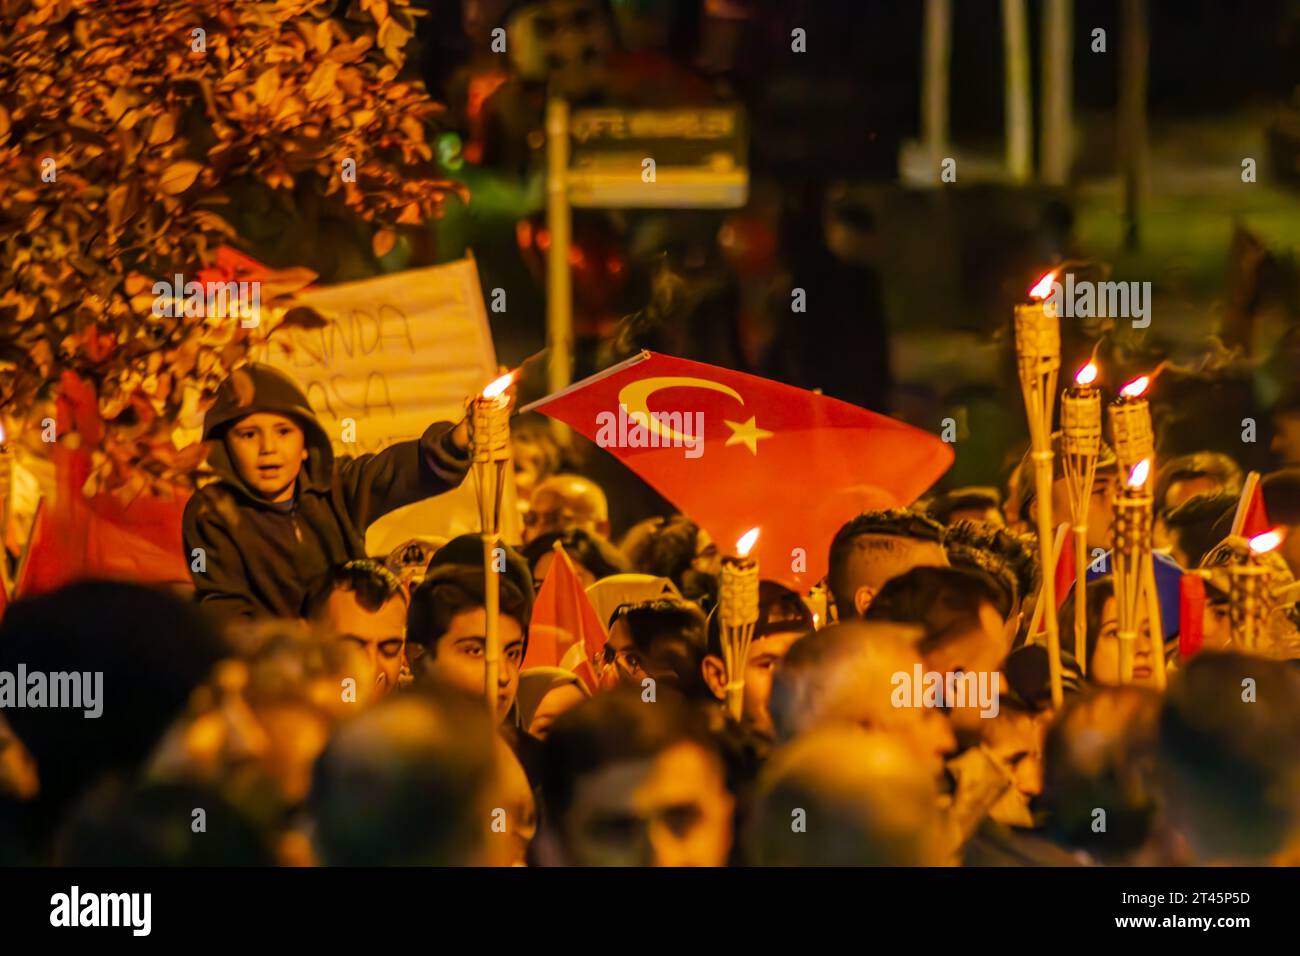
1011;432;1120;552
183;364;475;622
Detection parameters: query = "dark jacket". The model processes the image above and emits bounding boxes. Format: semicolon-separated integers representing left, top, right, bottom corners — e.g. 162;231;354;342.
182;364;471;621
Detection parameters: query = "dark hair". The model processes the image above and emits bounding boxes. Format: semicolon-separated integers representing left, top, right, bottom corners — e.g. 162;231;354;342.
0;581;227;838
521;528;631;583
1040;687;1162;861
610;597;710;699
926;487;1002;526
303;559;407;619
538;688;720;828
1161;492;1237;567
1154;453;1243;512
708;580;814;657
863;565;1002;652
1054;576;1116;675
628;514;703;586
56;780;273;866
1158;653;1300;861
407;569;530;658
827;509;946;619
943;521;1038;616
310;688;497;866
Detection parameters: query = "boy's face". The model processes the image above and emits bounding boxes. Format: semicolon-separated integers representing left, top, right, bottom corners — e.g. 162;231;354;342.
418;607;525;721
226;412;308;502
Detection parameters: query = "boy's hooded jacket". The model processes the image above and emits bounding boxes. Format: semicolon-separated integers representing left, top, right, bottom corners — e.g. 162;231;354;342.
183;364;471;621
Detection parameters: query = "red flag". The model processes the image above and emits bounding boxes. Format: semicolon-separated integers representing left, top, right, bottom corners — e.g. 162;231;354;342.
526;545;609;692
524;353;953;588
1233;471;1271;539
1053;525;1076;609
1179;574;1206;659
15;373;190;597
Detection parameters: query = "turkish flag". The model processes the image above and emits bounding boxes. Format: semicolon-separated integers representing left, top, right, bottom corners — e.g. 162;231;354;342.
525;544;609;692
1233;471;1271;539
524;352;953;588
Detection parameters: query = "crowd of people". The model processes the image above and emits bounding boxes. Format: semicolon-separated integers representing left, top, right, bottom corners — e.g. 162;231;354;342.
4;358;1300;868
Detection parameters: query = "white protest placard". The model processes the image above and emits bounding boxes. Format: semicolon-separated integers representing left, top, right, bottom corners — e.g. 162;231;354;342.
253;257;520;554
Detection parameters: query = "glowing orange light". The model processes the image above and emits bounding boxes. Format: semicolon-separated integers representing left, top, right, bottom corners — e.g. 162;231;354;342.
481;372;515;400
1029;271;1058;300
736;527;760;558
1120;376;1150;399
0;423;6;444
1249;528;1286;555
1127;458;1151;489
1075;362;1099;386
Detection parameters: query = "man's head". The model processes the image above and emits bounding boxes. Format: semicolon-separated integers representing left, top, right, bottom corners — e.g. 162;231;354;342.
407;565;531;722
1158;492;1237;568
305;560;409;700
309;689;500;866
746;728;944;866
536;689;734;866
604;598;710;700
523;473;610;544
827;510;949;619
1016;435;1120;551
1157;653;1300;864
925;487;1005;529
702;581;814;739
521;527;630;589
768;622;956;779
1154;452;1243;513
864;566;1010;734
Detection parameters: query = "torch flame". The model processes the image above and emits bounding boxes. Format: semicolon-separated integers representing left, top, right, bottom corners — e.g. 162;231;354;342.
1249;528;1286;555
0;422;6;444
1029;271;1058;300
481;371;515;400
1127;458;1151;489
1075;362;1099;386
736;527;760;558
1120;376;1150;399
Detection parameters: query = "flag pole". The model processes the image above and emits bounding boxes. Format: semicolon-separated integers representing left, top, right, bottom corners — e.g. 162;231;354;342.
545;96;573;447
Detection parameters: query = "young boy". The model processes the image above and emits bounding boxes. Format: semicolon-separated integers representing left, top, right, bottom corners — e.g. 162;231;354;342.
183;363;474;621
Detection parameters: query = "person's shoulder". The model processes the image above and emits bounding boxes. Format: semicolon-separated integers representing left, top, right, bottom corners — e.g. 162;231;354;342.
183;479;244;528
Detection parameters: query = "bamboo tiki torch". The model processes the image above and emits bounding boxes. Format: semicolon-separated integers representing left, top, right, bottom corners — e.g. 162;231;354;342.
1060;360;1101;674
1112;459;1152;684
718;527;760;722
1230;529;1285;651
1110;377;1167;689
1015;273;1064;709
470;373;514;722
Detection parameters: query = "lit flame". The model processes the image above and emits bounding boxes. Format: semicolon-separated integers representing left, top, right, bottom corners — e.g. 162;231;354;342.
1127;458;1151;489
1120;376;1150;399
1075;362;1099;386
481;371;515;400
736;527;760;558
0;422;6;444
1029;271;1058;300
1249;528;1286;555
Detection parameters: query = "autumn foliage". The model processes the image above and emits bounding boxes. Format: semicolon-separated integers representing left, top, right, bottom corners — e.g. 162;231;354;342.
0;0;459;500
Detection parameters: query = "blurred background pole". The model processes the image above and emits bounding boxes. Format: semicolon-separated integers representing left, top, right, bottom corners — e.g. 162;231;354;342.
922;0;951;185
1120;0;1149;250
1040;0;1073;186
545;96;573;444
1002;0;1032;183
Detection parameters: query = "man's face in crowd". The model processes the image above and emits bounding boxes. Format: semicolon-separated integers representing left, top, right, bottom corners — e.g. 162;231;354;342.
324;589;407;699
922;601;1009;736
1272;411;1300;467
418;608;525;721
523;476;609;544
1201;598;1233;652
226;412;308;503
1046;467;1119;552
557;741;734;866
742;629;806;740
1092;596;1158;687
981;709;1048;828
604;618;693;693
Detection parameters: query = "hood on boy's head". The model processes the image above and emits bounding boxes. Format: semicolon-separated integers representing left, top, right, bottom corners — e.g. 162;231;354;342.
201;363;334;494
